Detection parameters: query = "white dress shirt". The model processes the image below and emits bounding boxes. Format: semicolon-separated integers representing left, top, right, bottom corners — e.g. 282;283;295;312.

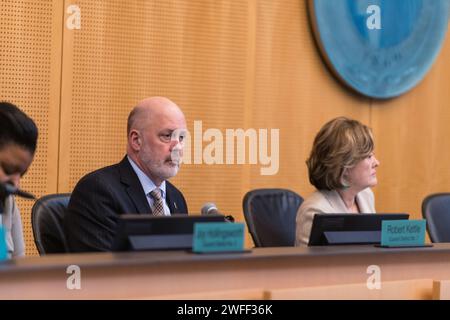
127;156;171;216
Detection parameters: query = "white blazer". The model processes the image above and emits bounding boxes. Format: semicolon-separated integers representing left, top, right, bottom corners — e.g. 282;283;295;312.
295;188;376;246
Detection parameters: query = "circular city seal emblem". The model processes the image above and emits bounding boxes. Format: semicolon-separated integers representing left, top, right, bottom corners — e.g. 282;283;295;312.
309;0;450;98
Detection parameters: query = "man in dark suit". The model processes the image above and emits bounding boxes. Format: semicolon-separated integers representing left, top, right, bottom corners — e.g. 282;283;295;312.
64;97;188;252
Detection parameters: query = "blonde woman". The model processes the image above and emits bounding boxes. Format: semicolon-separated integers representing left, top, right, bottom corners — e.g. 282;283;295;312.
296;117;380;246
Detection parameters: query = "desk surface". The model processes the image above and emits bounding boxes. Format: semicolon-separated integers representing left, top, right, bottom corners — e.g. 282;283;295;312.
1;244;450;299
2;243;449;273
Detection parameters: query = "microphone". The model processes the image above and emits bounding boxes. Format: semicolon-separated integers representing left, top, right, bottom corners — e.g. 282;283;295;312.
201;202;235;222
201;202;220;215
0;182;35;201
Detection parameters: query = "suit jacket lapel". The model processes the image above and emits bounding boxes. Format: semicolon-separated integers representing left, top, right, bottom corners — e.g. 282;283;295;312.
165;183;180;214
324;189;373;213
118;156;151;214
356;189;371;213
324;189;349;213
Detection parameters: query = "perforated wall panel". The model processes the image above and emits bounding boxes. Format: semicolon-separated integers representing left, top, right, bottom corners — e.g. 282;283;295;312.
0;0;62;256
59;0;250;230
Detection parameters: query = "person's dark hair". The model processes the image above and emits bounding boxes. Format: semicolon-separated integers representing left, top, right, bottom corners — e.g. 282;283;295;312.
0;102;38;153
307;117;374;191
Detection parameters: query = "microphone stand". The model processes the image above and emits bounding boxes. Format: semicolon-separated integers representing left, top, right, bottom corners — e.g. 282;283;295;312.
0;183;35;215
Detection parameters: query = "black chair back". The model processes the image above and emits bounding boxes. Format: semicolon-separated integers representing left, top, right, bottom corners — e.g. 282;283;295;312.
422;193;450;243
31;193;71;254
243;188;303;247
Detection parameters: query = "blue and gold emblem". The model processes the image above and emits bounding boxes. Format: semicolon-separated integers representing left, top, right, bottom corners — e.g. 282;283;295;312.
309;0;450;98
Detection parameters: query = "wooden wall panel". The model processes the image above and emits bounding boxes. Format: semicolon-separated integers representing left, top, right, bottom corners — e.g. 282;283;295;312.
247;0;371;197
57;0;373;248
0;0;63;255
58;0;251;240
371;28;450;221
1;0;449;255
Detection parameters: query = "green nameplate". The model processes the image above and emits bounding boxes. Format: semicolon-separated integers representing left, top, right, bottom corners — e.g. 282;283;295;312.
193;222;245;253
381;219;426;247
